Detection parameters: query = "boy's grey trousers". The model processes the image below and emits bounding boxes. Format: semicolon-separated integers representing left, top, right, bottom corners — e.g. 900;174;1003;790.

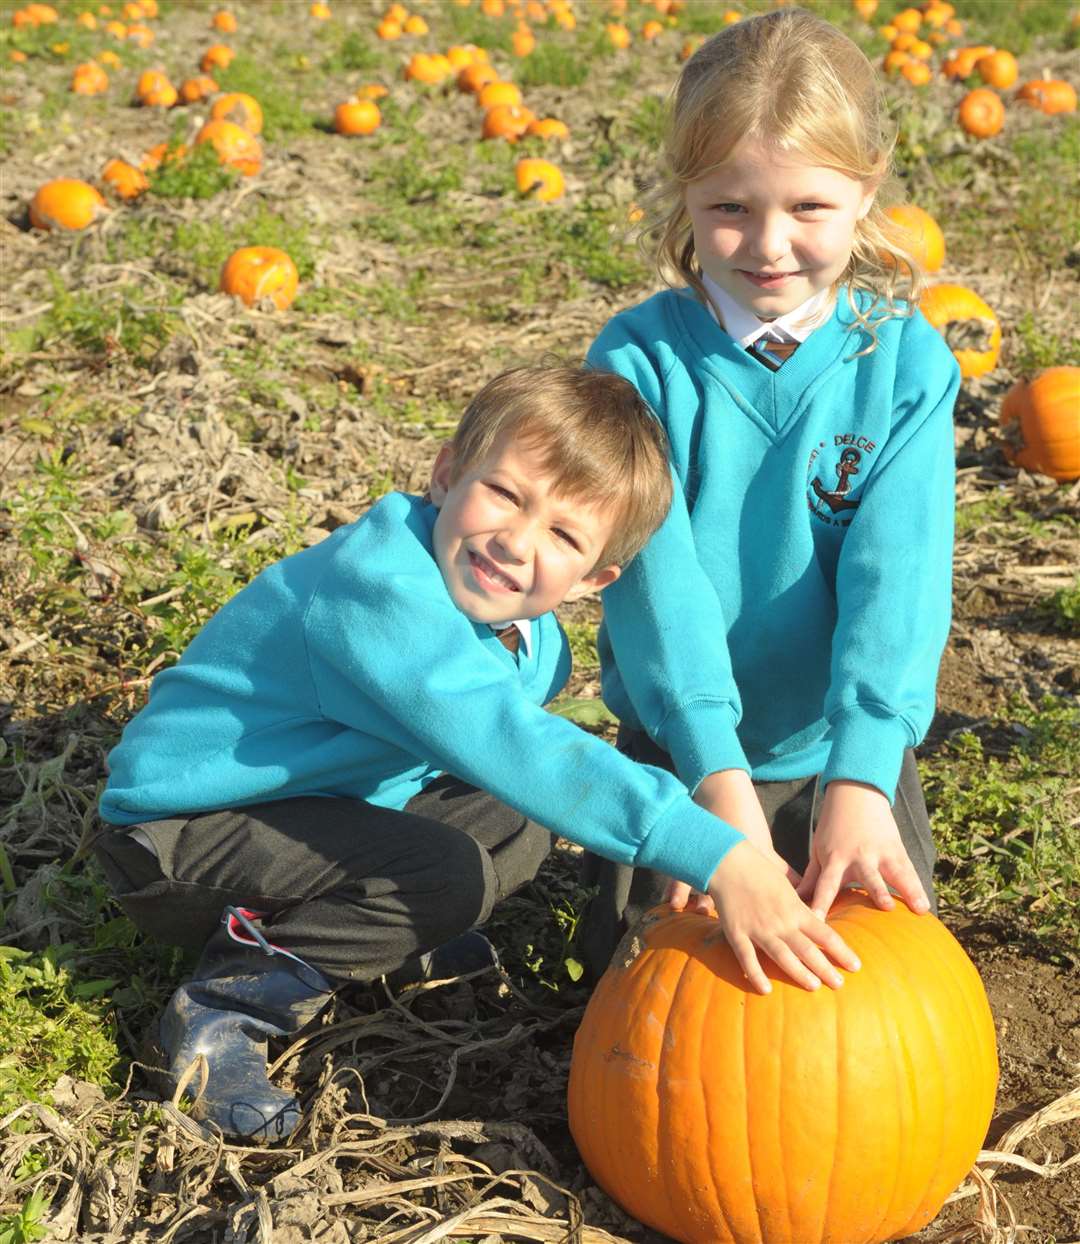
93;775;552;984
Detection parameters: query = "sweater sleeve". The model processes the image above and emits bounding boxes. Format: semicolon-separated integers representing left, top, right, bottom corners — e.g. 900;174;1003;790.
588;324;751;791
303;534;744;890
822;330;960;799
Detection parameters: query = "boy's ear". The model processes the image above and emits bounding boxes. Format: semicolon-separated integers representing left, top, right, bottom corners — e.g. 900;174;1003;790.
562;563;621;603
429;445;455;507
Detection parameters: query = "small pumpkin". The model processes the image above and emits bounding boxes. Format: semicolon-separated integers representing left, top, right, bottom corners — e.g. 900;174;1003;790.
310;1;331;17
446;43;485;70
976;48;1018;89
853;0;877;19
210;91;263;134
195;119;262;176
220;246;300;310
136;68;177;107
126;22;154;47
892;5;923;32
568;895;998;1244
885;202;945;272
999;367;1080;482
901;58;931;85
211;8;237;32
404;52;452;84
334;98;381;135
375;16;401;38
606;22;631;49
641;18;663;39
402;13;427;33
456;61;498;93
525;116;569;140
477;79;523;110
511;25;535;56
140;140;187;171
179;74;218;103
200;43;235;73
919;283;1001;378
29;178;107;230
356;83;388;101
1016;77;1077;114
71;60;109;94
481;103;535;142
515;157;565;202
76;9;97;27
101;157;149;200
958;87;1005;137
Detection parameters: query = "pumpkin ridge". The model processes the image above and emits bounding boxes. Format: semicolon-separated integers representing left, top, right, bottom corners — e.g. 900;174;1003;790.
742;982;767;1244
843;911;955;1237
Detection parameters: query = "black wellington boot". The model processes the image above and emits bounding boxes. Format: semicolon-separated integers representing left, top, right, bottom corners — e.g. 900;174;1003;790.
155;906;333;1142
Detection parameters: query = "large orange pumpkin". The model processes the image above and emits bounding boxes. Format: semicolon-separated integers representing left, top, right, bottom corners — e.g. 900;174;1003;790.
999;367;1080;481
568;895;998;1244
220;246;299;310
919;283;1001;378
29;178;106;230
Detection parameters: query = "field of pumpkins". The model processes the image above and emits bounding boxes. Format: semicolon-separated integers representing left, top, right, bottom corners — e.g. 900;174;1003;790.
1;0;1079;1242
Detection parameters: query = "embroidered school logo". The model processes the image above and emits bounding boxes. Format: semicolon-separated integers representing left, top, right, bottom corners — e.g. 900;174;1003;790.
806;434;876;528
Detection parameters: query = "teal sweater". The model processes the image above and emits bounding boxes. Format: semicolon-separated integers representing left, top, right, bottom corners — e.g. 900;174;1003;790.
100;492;739;890
587;288;960;802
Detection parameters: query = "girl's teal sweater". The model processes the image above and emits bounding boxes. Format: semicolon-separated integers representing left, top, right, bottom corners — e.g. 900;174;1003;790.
100;492;739;890
587;288;960;803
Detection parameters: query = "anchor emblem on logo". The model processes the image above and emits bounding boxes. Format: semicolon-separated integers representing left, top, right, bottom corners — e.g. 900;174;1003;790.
811;447;862;513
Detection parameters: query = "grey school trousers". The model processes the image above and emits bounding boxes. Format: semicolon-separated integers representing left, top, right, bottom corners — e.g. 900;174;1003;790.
92;776;552;984
579;729;937;982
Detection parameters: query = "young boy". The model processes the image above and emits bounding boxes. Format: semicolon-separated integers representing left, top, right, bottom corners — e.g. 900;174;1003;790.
94;364;858;1143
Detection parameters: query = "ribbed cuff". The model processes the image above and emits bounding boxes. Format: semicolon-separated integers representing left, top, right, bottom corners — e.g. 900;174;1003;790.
822;705;912;801
660;701;750;794
635;796;745;892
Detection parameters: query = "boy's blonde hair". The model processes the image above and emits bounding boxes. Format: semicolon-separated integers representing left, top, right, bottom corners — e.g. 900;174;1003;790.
643;8;923;349
447;364;673;568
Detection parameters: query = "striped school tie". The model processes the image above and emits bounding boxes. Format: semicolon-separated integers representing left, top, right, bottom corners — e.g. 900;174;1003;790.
748;336;800;370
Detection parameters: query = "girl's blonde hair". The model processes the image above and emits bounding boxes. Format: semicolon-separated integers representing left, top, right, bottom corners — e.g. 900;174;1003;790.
643;8;923;351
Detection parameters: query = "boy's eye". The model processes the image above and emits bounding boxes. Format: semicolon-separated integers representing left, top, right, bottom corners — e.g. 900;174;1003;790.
487;482;516;501
553;528;580;550
712;202;744;214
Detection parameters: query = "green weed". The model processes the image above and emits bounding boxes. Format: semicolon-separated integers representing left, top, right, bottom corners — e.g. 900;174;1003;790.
149;139;239;200
517;41;595;89
0;1187;51;1244
563;620;599;670
35;272;180;361
1011;311;1080;372
923;696;1080;952
1039;579;1080;635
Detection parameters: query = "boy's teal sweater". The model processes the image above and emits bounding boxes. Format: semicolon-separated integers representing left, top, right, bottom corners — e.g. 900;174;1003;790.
587;288;960;802
100;492;739;891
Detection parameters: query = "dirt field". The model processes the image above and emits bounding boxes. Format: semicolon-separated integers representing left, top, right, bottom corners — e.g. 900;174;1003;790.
1;0;1079;1240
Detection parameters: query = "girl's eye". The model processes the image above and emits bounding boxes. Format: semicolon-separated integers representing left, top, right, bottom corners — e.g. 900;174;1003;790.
712;203;744;214
795;202;828;213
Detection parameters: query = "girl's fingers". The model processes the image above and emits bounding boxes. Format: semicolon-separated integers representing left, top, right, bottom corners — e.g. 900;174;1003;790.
730;935;773;995
810;921;862;974
667;879;691;911
795;857;820;903
855;864;894;911
762;938;823;992
883;859;930;914
809;863;846;921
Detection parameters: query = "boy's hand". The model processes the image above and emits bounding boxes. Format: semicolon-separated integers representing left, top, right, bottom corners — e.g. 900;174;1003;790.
706;841;860;995
796;780;931;920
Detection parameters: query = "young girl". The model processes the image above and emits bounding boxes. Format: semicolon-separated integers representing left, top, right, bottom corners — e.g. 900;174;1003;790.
580;8;960;980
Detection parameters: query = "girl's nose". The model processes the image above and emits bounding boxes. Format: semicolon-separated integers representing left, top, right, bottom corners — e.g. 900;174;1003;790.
748;212;790;264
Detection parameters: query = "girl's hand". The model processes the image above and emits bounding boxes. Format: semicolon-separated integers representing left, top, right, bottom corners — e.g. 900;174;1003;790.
705;841;861;994
797;780;931;920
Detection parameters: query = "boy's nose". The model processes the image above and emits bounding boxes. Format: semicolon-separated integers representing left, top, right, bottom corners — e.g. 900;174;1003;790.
494;519;531;561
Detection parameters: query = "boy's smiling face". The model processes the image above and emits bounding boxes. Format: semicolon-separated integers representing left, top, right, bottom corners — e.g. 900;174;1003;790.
429;433;621;625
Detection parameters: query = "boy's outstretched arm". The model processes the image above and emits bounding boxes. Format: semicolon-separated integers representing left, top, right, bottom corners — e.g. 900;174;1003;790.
706;841;861;995
667;768;800;915
796;780;930;919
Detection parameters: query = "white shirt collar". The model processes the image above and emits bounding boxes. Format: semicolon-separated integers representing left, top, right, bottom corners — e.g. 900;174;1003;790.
701;274;835;349
491;618;533;658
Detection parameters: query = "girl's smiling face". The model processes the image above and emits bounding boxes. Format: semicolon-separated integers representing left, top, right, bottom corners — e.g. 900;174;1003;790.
685;138;877;320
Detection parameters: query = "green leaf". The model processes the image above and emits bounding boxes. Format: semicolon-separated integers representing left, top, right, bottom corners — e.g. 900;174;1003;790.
564;957;584;982
550;698;616;727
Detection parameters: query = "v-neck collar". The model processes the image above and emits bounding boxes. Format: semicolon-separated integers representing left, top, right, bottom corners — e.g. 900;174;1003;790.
670;289;867;441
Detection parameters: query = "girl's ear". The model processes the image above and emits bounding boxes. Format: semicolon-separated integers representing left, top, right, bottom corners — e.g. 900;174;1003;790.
429;445;455;507
857;178;880;221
